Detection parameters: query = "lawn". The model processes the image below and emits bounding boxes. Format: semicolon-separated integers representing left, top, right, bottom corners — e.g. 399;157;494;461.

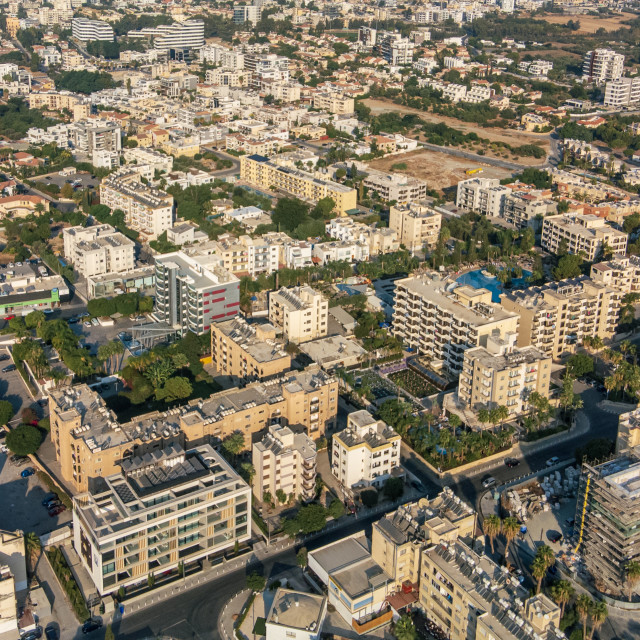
388;369;437;399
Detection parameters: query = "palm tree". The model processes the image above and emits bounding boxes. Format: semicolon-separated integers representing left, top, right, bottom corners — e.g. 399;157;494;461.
575;594;592;640
393;614;417;640
536;544;555;572
483;515;501;554
478;407;490;430
502;517;520;562
625;561;640;602
589;601;607;640
550;580;574;617
531;556;547;593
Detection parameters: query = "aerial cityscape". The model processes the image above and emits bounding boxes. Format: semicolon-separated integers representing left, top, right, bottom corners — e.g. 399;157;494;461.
0;0;640;638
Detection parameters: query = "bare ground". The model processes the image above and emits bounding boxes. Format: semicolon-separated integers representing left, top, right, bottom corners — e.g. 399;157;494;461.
533;11;636;33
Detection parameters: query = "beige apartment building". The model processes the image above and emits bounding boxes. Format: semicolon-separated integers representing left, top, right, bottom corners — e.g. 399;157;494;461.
392;277;519;374
49;367;337;494
311;92;355;114
28;91;86;113
73;444;251;595
63;224;136;279
542;213;628;261
252;423;317;502
389;202;442;252
210;317;291;381
591;254;640;293
362;170;427;204
268;286;328;344
240;155;357;215
500;277;621;360
100;168;174;241
457;331;551;418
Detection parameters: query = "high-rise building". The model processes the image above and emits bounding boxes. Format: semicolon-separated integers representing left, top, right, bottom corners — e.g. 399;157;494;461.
153;20;205;59
389;202;442;252
392;277;519;374
73;444;251;595
583;49;624;84
500;277;621;360
604;77;640;108
358;26;377;47
456;177;510;217
379;33;415;65
155;251;240;335
268;286;328;344
71;17;114;41
233;5;261;25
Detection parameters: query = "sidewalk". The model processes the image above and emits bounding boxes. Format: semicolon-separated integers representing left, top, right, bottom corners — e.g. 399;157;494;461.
218;589;251;640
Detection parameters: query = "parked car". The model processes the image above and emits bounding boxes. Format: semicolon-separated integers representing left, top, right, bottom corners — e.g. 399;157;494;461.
48;506;66;517
505;458;520;468
81;619;103;634
21;627;42;640
91;318;99;326
20;468;35;478
2;364;16;372
548;531;563;543
45;500;62;510
0;354;9;361
0;444;7;454
41;493;58;506
83;321;92;327
546;456;560;467
44;624;58;640
482;476;496;489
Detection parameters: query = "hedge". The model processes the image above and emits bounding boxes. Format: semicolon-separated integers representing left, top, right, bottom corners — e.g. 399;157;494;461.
46;546;90;621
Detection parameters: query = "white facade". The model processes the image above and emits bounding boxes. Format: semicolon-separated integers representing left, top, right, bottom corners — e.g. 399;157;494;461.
456;177;509;217
604;77;640;108
268;286;328;344
154;21;205;54
583;49;624;84
71;17;114;41
312;241;369;265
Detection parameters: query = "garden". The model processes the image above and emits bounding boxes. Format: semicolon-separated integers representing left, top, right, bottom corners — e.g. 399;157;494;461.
388;368;437;399
46;546;90;621
354;369;397;402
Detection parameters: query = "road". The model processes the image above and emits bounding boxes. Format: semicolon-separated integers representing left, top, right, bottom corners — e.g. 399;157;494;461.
0;172;76;213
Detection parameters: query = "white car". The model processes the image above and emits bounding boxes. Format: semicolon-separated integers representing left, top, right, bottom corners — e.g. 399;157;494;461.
91;318;99;326
482;477;496;489
546;456;560;467
83;321;92;327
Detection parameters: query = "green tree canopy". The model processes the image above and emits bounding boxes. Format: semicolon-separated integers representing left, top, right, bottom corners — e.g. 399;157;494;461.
6;424;42;456
0;401;14;427
155;376;192;403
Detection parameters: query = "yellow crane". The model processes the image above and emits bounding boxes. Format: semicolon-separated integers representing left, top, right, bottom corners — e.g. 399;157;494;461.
573;476;590;553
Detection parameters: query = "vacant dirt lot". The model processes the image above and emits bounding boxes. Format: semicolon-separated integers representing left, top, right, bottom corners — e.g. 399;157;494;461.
534;11;636;33
368;149;513;191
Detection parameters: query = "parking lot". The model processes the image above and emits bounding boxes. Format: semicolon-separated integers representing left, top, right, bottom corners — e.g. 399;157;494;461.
33;169;97;192
0;451;72;535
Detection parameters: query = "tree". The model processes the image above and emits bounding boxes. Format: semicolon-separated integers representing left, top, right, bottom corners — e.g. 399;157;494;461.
0;400;14;427
483;515;501;554
297;504;327;534
328;499;345;519
25;310;45;330
271;197;310;232
559;376;583;421
383;477;404;500
589;601;607;640
276;488;287;504
87;297;116;317
532;544;555;592
22;407;38;424
310;196;336;220
550;580;575;617
24;531;41;564
531;556;547;594
360;489;378;507
566;354;594;378
6;424;42;456
296;547;308;568
222;432;245;461
575;594;592;640
502;517;520;561
60;183;74;199
625;560;640;602
393;615;417;640
239;462;255;485
553;254;582;280
143;359;176;387
246;572;266;592
155;376;192;403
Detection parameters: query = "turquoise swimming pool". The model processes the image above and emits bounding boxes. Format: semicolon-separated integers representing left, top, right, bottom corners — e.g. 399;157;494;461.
456;268;532;302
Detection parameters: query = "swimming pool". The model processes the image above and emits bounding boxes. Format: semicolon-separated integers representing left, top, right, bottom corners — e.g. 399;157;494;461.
456;268;532;302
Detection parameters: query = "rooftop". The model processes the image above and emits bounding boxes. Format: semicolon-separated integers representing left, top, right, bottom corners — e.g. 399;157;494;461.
214;316;289;364
267;589;326;632
155;251;239;290
298;335;366;368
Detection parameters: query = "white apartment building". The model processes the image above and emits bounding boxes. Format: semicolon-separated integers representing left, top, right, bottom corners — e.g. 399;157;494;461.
312;241;369;265
502;191;557;229
379;34;415;65
542;213;628;261
153;21;205;57
100;169;174;241
389;202;442;252
456;177;510;217
325;218;400;256
268;286;328;344
392;277;519;374
123;147;173;180
73;444;251;595
283;241;313;269
591;255;640;293
63;224;135;279
332;410;402;490
233;5;261;25
252;424;317;503
583;49;624;84
71;17;114;41
604;77;640;108
363;170;427;204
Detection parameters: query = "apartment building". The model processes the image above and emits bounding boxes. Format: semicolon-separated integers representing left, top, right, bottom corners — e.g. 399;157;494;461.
210;316;291;381
379;33;415;65
155;251;239;335
123;147;173;179
604;77;640;108
457;331;551;418
312;240;369;265
200;234;280;277
153;21;205;59
389;202;442;252
28;91;85;112
455;177;510;217
73;121;122;155
541;213;628;262
500;277;621;359
420;541;562;640
63;224;135;279
583;49;624;84
71;17;114;41
252;423;317;502
100;169;174;241
332;410;402;490
49;368;337;493
240;155;357;215
363;170;427;204
73;444;251;595
503;191;557;229
266;589;326;640
311;92;355;115
268;286;328;344
392;277;519;374
233;5;261;25
575;452;640;595
325;218;399;256
591;255;640;293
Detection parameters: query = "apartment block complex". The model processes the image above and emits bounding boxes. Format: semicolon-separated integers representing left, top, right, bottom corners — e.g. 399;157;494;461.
500;277;621;359
268;286;328;344
389;202;442;252
392;277;519;374
100;169;174;241
502;191;557;229
71;17;114;41
210;316;291;381
456;177;509;217
604;77;640;108
575;451;640;595
63;224;135;279
73;444;251;595
591;255;640;293
155;252;239;335
542;213;628;262
49;368;337;493
457;331;552;417
583;49;624;84
325;217;400;256
240;154;357;215
311;92;354;115
331;410;402;490
252;423;317;502
363;170;427;204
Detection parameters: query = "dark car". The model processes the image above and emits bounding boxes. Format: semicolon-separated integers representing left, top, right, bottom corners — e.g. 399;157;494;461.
505;458;520;468
0;354;9;361
21;467;35;478
48;505;66;517
21;627;42;640
46;500;62;510
41;493;58;506
82;619;103;634
548;532;563;543
2;364;16;372
45;624;58;640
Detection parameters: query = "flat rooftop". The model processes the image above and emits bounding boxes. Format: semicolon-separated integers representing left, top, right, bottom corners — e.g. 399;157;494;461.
214;317;288;364
298;335;366;367
331;556;391;599
267;589;326;632
310;535;370;576
155;251;238;290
